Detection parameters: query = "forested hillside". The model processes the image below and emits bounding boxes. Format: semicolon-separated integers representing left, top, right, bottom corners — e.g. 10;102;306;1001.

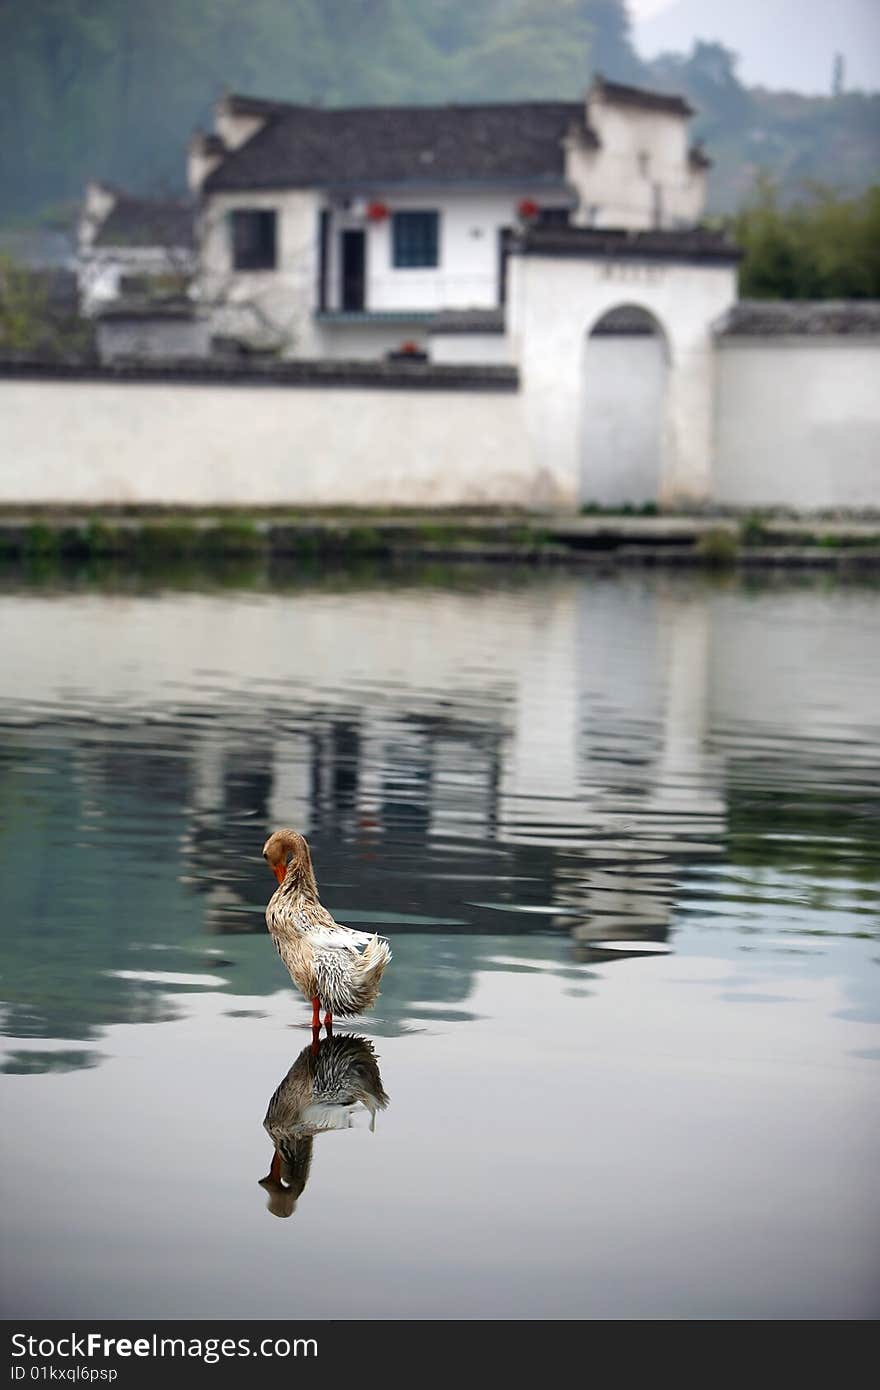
1;0;877;225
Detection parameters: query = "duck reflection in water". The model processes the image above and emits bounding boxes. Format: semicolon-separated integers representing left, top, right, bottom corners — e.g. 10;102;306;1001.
259;1032;389;1219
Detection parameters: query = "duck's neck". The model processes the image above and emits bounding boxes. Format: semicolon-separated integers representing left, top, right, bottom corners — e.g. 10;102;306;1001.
281;857;320;902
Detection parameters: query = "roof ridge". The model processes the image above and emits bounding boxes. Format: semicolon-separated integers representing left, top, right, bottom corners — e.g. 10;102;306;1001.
225;93;585;118
592;73;694;117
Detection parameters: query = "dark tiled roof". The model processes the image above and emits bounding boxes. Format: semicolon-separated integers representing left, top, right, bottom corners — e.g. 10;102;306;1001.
224;93;295;118
0;356;520;392
592;75;694;118
516;225;741;264
94;196;195;249
204;100;591;192
717;301;880;336
430;308;505;335
201;133;226;156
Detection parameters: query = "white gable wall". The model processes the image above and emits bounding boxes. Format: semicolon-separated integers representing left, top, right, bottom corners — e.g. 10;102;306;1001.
79;246;195;315
567;104;705;229
213;106;266;152
198;188;322;355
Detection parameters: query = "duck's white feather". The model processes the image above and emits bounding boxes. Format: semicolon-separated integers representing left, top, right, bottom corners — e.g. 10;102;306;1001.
306;924;375;951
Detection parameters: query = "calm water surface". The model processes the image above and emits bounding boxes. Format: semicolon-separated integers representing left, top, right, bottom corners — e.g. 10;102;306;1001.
1;566;878;1319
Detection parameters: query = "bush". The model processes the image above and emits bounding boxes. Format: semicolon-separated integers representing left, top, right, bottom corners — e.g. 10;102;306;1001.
696;528;739;567
735;179;880;300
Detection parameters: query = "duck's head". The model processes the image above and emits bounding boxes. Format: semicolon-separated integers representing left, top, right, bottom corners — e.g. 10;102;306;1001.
262;828;313;886
258;1142;312;1218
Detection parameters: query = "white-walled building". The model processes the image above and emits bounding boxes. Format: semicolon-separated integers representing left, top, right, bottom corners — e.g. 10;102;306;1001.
15;77;871;515
77;181;196;316
189;77;710;360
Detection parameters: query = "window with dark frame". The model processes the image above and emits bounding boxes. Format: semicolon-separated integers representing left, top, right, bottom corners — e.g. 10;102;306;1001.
392;211;439;268
536;207;571;227
230;209;277;270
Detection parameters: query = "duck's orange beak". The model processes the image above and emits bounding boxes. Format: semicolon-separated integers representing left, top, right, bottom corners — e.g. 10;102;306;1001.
272;862;286;885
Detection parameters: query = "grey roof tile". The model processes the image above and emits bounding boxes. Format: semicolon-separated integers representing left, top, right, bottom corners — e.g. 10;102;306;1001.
204;100;592;192
95;196;195;249
718;301;880;335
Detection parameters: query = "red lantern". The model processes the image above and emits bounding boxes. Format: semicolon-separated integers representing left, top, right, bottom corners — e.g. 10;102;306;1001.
399;340;420;355
517;197;540;221
366;200;389;222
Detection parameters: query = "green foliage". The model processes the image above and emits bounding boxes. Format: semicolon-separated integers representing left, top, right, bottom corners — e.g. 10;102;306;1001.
695;528;739;567
739;513;769;546
24;522;60;557
735;179;880;298
84;519;127;555
201;517;262;555
0;253;93;357
0;254;48;350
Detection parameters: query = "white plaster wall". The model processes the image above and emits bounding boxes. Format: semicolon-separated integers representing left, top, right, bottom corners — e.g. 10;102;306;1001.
213;106;265;152
325;190;524;314
198;189;322;355
187;141;223;194
715;339;880;510
508;253;738;508
567;102;705;230
580;336;665;505
97;318;211;363
0;378;565;509
79;247;195;314
430;335;511;365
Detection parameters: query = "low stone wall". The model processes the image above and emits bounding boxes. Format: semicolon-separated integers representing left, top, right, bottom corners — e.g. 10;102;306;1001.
0;358;570;510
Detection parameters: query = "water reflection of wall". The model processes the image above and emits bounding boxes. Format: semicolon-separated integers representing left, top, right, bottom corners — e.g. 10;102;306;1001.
1;577;877;1061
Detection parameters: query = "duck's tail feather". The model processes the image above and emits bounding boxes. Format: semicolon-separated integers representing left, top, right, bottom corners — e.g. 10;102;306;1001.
348;934;391;1012
361;933;392;972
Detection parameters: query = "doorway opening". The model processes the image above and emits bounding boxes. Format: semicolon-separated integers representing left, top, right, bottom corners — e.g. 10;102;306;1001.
340;230;366;311
580;304;668;509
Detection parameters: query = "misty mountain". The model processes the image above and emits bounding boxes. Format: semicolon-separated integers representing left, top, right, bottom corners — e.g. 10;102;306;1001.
634;0;880;96
0;0;877;231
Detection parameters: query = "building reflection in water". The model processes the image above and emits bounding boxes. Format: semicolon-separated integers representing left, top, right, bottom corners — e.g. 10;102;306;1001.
4;576;877;1063
259;1033;389;1219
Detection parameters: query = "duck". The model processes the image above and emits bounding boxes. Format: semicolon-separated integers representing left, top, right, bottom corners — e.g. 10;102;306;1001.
262;828;392;1030
259;1032;389;1219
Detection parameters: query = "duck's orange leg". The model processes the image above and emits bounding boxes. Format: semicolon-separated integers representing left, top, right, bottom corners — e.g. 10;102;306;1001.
310;1024;321;1056
323;1010;333;1034
310;996;320;1030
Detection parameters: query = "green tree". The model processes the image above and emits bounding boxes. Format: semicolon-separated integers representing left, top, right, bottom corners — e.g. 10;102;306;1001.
735;178;880;298
0;254;48;350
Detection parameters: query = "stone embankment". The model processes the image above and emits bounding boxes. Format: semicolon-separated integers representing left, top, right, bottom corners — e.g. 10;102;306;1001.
1;510;879;568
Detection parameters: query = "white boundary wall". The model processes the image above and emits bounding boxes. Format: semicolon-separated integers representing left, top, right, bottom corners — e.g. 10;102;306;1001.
714;338;880;511
2;333;879;512
0;376;567;509
508;253;738;508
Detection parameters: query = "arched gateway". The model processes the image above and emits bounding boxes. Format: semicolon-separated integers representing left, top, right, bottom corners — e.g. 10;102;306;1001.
508;227;740;510
582;304;668;508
